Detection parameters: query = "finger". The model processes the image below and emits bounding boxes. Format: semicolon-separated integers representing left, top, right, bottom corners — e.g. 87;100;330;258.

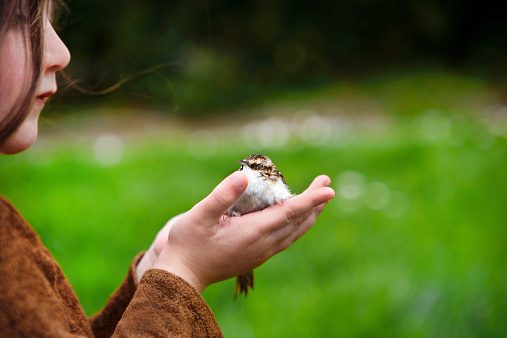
245;186;334;233
270;207;314;242
151;214;185;256
303;175;332;194
314;200;329;217
271;197;331;247
271;208;319;254
281;187;334;226
190;171;248;222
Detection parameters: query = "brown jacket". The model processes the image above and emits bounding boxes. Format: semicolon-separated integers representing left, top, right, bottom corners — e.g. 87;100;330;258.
0;196;223;337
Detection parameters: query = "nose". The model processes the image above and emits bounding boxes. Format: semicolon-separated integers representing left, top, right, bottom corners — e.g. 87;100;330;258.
43;21;71;73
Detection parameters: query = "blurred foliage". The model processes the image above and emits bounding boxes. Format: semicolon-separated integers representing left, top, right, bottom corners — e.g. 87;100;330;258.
1;75;507;336
54;0;506;116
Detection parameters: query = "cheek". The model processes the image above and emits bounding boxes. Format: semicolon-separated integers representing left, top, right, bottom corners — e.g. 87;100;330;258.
0;29;29;121
0;30;33;154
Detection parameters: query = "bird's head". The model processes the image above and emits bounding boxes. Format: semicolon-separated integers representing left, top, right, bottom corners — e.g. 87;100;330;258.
238;154;286;183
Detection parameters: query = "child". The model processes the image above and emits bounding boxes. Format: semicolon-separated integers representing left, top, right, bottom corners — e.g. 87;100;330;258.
0;0;335;336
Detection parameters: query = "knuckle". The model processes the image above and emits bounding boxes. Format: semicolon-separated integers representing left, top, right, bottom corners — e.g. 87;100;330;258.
277;238;292;253
290;214;315;244
291;221;306;244
293;214;306;230
285;205;299;224
291;230;300;244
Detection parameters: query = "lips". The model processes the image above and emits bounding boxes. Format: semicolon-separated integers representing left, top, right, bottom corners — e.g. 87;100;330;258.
36;91;55;104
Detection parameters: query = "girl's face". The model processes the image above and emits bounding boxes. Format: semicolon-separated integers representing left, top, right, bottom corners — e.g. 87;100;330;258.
0;15;70;154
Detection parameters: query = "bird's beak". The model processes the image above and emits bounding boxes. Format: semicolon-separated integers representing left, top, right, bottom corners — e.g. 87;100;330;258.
237;160;248;166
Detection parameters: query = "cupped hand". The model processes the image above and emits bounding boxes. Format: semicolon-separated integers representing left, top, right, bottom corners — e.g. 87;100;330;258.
135;214;183;283
144;172;334;293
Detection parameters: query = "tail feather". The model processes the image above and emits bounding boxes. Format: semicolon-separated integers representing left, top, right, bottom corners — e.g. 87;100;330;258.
234;270;254;300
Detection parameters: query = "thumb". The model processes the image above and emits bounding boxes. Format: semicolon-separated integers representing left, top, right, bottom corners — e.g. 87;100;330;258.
191;171;248;222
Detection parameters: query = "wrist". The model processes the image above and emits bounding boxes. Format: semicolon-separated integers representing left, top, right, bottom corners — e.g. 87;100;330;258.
135;249;158;283
153;248;208;294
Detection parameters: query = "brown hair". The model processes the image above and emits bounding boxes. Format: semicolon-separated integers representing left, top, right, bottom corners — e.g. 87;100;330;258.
0;0;48;145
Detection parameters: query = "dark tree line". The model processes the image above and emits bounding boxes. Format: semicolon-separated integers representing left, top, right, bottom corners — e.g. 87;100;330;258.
56;0;506;115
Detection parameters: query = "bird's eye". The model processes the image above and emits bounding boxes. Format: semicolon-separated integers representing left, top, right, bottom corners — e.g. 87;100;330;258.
254;163;263;169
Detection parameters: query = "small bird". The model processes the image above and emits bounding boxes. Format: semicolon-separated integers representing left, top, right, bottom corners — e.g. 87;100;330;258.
227;154;293;300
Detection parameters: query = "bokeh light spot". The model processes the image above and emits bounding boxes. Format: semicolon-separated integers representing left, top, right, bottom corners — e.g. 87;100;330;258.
298;113;334;145
93;133;124;166
415;109;451;141
335;171;366;213
481;104;507;138
363;181;391;210
241;118;290;150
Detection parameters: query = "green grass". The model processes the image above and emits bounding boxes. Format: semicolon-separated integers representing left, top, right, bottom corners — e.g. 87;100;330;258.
1;72;506;337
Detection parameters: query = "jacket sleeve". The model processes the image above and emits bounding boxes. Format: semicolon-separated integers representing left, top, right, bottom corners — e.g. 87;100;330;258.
87;252;143;338
0;196;92;337
112;269;223;337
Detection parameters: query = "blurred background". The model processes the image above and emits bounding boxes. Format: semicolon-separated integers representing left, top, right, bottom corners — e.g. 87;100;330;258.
1;0;507;336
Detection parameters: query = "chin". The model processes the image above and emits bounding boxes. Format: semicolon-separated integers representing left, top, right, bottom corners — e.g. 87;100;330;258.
0;103;43;155
0;139;36;154
0;127;38;155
